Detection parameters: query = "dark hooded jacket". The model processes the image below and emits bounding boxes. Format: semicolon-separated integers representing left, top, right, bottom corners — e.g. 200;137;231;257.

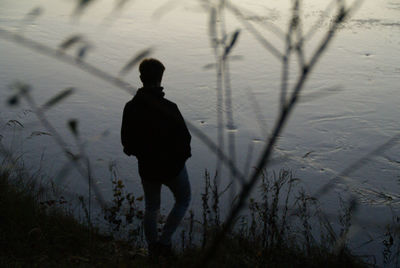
121;87;191;182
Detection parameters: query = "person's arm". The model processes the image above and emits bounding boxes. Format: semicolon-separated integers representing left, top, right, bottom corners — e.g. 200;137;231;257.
174;104;192;159
121;102;136;156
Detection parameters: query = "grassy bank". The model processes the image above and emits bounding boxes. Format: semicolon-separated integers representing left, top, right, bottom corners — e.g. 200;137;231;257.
0;161;159;267
0;162;371;267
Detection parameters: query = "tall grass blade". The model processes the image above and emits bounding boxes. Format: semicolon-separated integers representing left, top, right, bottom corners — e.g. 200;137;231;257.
118;48;153;76
73;0;96;17
68;119;79;137
115;0;131;10
7;95;19;106
152;0;181;19
209;7;217;48
41;87;76;111
25;7;43;18
20;6;43;33
76;44;92;60
223;29;240;59
58;35;84;52
28;131;52;139
6;120;24;128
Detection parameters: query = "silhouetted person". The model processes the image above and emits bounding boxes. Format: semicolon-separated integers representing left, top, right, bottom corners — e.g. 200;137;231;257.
121;58;191;257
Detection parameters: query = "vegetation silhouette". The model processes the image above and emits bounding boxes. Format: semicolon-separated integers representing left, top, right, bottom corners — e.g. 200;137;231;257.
1;0;400;266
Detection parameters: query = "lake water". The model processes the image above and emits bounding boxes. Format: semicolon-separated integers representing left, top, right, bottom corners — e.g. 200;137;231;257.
1;0;399;262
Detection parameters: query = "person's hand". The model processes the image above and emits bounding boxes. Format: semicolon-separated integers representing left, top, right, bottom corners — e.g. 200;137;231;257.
123;147;132;156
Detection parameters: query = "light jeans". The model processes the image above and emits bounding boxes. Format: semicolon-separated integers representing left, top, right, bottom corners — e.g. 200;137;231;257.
141;166;191;246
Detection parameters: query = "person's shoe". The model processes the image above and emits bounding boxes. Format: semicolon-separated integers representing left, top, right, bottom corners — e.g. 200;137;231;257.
148;242;160;259
148;242;175;258
157;242;174;258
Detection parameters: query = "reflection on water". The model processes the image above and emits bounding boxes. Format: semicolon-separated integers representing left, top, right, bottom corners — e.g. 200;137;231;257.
0;0;399;260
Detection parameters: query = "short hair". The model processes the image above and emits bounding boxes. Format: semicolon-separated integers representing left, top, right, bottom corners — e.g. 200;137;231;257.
139;58;165;84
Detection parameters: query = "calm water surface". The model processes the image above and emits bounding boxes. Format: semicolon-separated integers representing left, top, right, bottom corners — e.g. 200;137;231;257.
1;0;399;260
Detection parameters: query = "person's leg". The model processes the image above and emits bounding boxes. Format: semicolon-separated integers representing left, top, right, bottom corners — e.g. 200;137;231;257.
159;166;191;246
142;179;162;246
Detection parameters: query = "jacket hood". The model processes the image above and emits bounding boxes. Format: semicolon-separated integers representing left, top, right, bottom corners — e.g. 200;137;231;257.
137;87;165;98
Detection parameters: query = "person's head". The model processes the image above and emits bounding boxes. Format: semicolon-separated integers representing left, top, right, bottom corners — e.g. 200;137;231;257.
139;58;165;87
